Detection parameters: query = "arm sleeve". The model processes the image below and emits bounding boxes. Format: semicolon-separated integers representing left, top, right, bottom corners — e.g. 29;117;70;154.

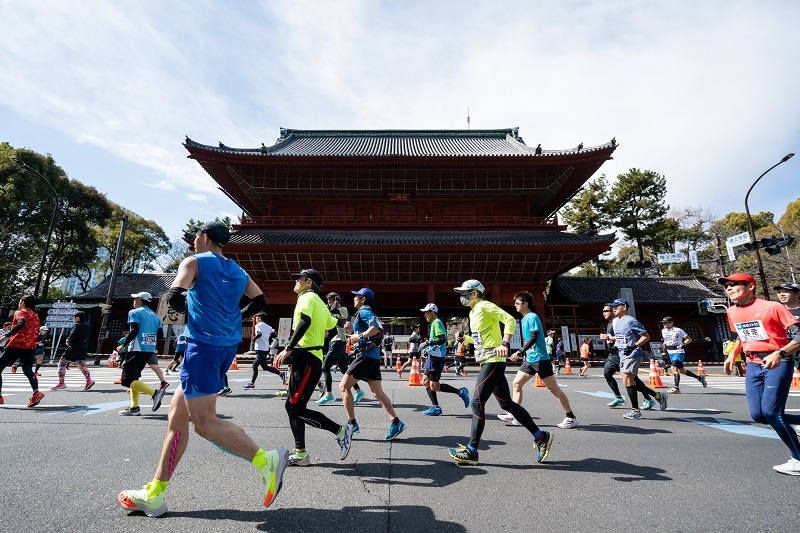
241;294;267;320
167;287;188;313
286;313;311;350
8;318;25;336
122;322;140;348
518;329;538;353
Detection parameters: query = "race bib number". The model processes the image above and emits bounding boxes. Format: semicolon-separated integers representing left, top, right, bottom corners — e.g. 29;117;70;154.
141;333;157;347
471;331;483;349
734;320;769;342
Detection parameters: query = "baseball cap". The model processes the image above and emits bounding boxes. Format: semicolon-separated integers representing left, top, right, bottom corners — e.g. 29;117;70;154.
717;273;757;286
39;326;49;331
131;292;152;301
454;279;485;293
609;298;629;307
291;268;324;287
660;316;674;323
351;287;375;302
547;330;556;334
420;303;438;313
773;282;800;292
198;221;230;246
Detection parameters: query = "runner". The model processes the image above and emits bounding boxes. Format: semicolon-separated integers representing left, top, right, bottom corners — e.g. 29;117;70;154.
0;295;44;407
33;326;49;377
448;280;553;465
399;324;421;378
660;316;706;393
49;311;94;391
599;305;625;407
272;269;353;465
340;287;406;440
243;313;283;389
418;303;470;416
500;291;579;429
316;293;363;405
165;334;186;375
117;221;287;516
721;273;800;475
578;337;592;377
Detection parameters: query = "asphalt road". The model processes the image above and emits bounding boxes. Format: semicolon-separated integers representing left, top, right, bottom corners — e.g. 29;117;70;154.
1;363;799;532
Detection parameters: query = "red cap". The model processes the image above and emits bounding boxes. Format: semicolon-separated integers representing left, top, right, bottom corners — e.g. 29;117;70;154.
717;273;757;286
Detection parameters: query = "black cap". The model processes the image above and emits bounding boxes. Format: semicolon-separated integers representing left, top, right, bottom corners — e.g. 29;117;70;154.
660;316;674;323
291;268;324;288
773;282;800;293
198;221;230;246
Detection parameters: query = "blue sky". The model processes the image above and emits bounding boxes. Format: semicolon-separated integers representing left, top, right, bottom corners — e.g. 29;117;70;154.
1;1;798;242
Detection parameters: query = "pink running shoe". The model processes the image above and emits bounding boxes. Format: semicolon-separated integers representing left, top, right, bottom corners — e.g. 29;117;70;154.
50;383;67;390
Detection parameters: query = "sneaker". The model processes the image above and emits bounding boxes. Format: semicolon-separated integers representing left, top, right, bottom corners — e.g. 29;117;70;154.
557;417;579;429
458;387;470;408
497;412;515;422
119;406;141;416
0;397;4;405
287;451;310;467
35;372;41;377
534;431;554;463
152;387;166;412
337;423;354;460
316;381;324;392
11;366;17;374
397;370;403;379
444;365;449;373
699;375;707;388
505;417;522;427
449;444;479;465
243;383;255;390
164;370;170;375
657;391;668;410
773;457;800;476
459;371;468;376
353;389;366;404
27;391;44;408
160;381;170;390
317;394;335;405
117;484;168;517
217;387;232;396
259;446;289;508
641;399;656;410
669;387;681;393
83;380;96;391
279;371;287;385
384;420;406;441
350;422;360;435
422;406;443;416
50;383;66;390
623;409;643;420
607;397;625;407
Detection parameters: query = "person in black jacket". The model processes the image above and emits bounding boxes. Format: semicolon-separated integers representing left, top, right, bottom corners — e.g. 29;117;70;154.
50;311;95;391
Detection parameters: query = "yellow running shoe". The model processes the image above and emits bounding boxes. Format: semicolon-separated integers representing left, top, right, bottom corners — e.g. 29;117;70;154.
259;446;289;508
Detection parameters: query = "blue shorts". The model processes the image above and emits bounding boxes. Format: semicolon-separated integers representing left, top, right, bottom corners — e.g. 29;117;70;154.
180;338;237;399
669;352;685;364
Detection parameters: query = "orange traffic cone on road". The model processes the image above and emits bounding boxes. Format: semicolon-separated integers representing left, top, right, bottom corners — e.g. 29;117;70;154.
697;360;707;376
791;366;800;389
230;356;239;370
563;358;573;375
396;356;402;375
407;356;422;386
648;359;666;388
533;374;546;387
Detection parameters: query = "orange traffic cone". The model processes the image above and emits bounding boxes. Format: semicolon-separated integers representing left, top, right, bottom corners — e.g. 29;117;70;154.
407;356;422;386
230;356;239;370
563;358;573;375
697;360;707;376
396;356;402;374
648;359;666;388
533;374;546;387
791;366;800;389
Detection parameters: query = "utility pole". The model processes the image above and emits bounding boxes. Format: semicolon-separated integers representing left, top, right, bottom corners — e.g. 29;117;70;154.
94;215;127;364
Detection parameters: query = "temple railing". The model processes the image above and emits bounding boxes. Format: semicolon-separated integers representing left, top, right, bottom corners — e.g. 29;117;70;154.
238;214;561;230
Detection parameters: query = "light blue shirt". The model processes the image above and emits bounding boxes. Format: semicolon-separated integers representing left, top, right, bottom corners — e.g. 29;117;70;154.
128;306;162;353
521;312;548;362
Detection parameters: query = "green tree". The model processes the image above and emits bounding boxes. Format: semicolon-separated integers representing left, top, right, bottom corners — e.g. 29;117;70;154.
95;206;170;275
561;175;614;275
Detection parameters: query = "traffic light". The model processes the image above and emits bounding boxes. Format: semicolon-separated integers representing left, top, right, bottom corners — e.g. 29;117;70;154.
742;236;777;251
625;260;652;269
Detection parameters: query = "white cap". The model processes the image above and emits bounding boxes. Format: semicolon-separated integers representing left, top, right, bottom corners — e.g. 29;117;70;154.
420;303;438;313
131;292;152;301
453;279;485;293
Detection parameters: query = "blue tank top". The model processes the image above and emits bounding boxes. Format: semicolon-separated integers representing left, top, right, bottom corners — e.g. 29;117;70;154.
184;252;249;346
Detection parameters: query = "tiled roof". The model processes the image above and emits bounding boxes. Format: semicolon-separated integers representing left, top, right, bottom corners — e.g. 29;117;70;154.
184;128;616;158
547;276;723;305
71;273;176;302
230;229;615;247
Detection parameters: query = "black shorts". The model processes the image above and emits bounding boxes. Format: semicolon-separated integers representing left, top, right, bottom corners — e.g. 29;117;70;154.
518;359;555;379
172;351;185;363
346;354;382;382
120;351;152;387
423;356;446;382
604;354;621;373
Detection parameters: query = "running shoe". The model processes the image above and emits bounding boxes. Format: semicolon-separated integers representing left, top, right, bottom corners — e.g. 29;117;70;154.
317;394;335;405
449;444;479;465
557;417;580;429
316;381;324;392
164;370;170;375
259;446;289;508
641;399;656;410
384;420;406;441
217;387;232;396
459;371;468;376
350;422;360;435
118;483;168;517
353;389;366;404
0;396;4;405
534;431;554;463
444;365;449;373
83;380;96;391
35;372;41;377
657;391;668;410
623;409;643;420
422;406;443;416
152;387;166;412
337;423;354;460
458;387;470;408
287;451;310;467
119;406;141;416
50;383;66;390
669;387;681;393
607;397;625;407
27;391;44;408
699;375;707;388
397;370;403;379
497;412;515;422
11;366;16;374
773;458;800;476
505;417;522;426
243;383;255;390
160;381;170;390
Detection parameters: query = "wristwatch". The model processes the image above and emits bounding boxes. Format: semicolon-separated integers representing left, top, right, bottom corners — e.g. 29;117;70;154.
779;349;790;358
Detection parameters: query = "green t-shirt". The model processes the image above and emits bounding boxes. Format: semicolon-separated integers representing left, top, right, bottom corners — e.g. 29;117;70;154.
428;317;447;357
546;335;554;355
293;291;337;360
469;299;516;364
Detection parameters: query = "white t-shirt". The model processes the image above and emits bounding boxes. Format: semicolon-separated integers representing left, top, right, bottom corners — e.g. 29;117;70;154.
254;321;274;351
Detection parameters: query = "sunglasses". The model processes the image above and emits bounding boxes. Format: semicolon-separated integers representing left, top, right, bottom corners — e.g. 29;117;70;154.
602;309;612;313
723;281;747;288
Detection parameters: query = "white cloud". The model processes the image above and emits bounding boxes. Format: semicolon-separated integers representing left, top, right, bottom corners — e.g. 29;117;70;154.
187;193;208;203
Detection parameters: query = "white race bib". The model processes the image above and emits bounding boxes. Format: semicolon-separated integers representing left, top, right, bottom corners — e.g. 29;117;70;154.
734;320;769;342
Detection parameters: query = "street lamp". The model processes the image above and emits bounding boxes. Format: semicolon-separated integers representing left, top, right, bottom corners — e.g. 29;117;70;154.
11;157;60;299
745;153;794;300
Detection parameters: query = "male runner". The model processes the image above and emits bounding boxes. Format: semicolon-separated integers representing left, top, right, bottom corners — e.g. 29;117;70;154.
243;313;283;389
399;324;422;378
600;305;625;407
49;311;94;391
117;221;287;516
418;303;470;416
0;295;44;407
317;292;363;405
660;316;706;393
449;280;553;465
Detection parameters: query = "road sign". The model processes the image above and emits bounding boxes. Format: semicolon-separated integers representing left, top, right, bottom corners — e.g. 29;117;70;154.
689;250;699;269
156;293;186;325
657;252;687;264
52;301;77;309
